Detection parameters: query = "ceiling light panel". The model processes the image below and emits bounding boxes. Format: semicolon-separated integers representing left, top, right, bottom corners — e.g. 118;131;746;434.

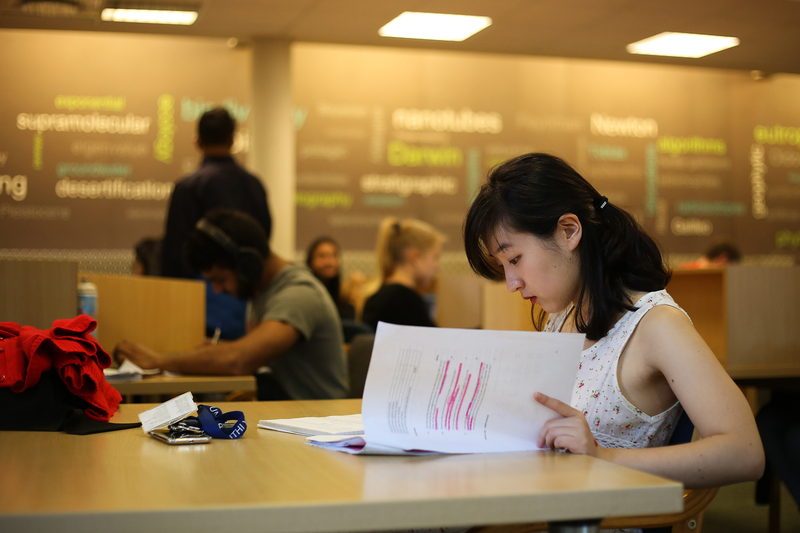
379;12;492;42
626;32;739;58
101;8;198;25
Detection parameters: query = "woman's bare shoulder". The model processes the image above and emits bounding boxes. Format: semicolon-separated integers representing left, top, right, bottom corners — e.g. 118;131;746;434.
632;303;713;367
638;303;693;331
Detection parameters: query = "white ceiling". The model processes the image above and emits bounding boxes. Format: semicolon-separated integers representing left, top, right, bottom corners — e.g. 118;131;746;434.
3;0;800;75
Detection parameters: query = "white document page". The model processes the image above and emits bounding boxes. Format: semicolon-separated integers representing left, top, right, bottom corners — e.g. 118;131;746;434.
361;323;584;453
257;414;364;436
103;359;158;381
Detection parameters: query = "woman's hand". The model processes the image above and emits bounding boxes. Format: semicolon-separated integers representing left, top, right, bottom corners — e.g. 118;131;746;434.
535;392;599;456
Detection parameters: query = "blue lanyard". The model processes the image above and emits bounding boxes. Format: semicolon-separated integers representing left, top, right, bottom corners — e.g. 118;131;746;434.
188;405;247;439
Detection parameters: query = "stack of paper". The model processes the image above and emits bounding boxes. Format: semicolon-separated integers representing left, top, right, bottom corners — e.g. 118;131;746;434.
103;359;159;381
257;414;364;436
259;322;584;455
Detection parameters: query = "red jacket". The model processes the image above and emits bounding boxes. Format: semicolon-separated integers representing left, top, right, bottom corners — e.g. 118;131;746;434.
0;315;121;421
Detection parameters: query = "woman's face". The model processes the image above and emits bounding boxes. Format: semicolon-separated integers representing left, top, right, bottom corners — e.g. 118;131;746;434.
413;241;442;288
309;242;340;280
488;225;581;314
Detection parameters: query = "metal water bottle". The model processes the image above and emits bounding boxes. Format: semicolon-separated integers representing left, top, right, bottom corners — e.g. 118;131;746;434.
77;277;99;338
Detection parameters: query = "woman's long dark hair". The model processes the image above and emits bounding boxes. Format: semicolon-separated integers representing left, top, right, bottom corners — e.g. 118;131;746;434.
463;153;671;340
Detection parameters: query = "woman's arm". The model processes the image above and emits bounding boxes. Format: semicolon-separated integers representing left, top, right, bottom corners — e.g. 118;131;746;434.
537;306;764;488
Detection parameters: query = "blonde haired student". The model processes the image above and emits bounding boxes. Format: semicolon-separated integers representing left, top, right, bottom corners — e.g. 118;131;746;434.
362;217;445;331
463;153;764;493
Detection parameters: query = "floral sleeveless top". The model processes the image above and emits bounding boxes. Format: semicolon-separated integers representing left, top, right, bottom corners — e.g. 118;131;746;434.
545;290;685;450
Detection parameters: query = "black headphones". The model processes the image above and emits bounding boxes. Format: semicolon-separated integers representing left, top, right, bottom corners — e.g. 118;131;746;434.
195;218;264;283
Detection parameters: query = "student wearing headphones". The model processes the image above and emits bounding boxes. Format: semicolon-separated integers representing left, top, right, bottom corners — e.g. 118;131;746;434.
114;209;349;401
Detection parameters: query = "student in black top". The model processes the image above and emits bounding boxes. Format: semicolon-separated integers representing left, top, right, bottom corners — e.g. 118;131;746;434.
362;217;445;331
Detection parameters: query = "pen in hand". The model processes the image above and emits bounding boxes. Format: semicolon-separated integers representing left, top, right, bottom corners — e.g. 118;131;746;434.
212;327;221;345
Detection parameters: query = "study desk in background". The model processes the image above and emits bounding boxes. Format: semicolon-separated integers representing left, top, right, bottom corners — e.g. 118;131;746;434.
110;373;257;399
0;400;683;533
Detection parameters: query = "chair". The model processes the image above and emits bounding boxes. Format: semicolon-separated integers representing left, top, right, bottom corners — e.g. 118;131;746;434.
755;389;800;533
766;466;783;533
341;319;374;344
467;412;718;533
346;333;375;398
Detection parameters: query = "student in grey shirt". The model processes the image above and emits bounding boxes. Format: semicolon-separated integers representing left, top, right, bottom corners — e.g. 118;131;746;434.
115;208;348;400
247;262;348;400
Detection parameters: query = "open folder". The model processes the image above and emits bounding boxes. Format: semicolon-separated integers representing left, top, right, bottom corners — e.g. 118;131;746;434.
264;322;584;455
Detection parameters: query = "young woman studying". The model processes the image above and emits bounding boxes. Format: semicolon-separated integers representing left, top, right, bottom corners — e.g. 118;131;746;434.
362;217;445;331
463;153;764;491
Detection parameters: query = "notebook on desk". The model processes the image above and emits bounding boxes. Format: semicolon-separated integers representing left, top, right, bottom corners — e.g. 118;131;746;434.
257;414;364;436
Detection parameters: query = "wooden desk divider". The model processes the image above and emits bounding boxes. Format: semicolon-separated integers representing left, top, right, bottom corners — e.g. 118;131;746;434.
481;267;800;380
78;273;206;355
436;274;483;329
481;281;537;332
668;266;800;380
666;268;729;367
0;260;78;329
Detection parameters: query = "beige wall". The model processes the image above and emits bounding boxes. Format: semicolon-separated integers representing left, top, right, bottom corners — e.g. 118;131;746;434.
1;30;799;276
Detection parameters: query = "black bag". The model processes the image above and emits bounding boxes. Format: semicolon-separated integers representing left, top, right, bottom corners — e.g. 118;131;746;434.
0;370;140;435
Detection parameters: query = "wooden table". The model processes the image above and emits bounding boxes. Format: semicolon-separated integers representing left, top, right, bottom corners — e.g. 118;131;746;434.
110;373;256;397
0;400;683;533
